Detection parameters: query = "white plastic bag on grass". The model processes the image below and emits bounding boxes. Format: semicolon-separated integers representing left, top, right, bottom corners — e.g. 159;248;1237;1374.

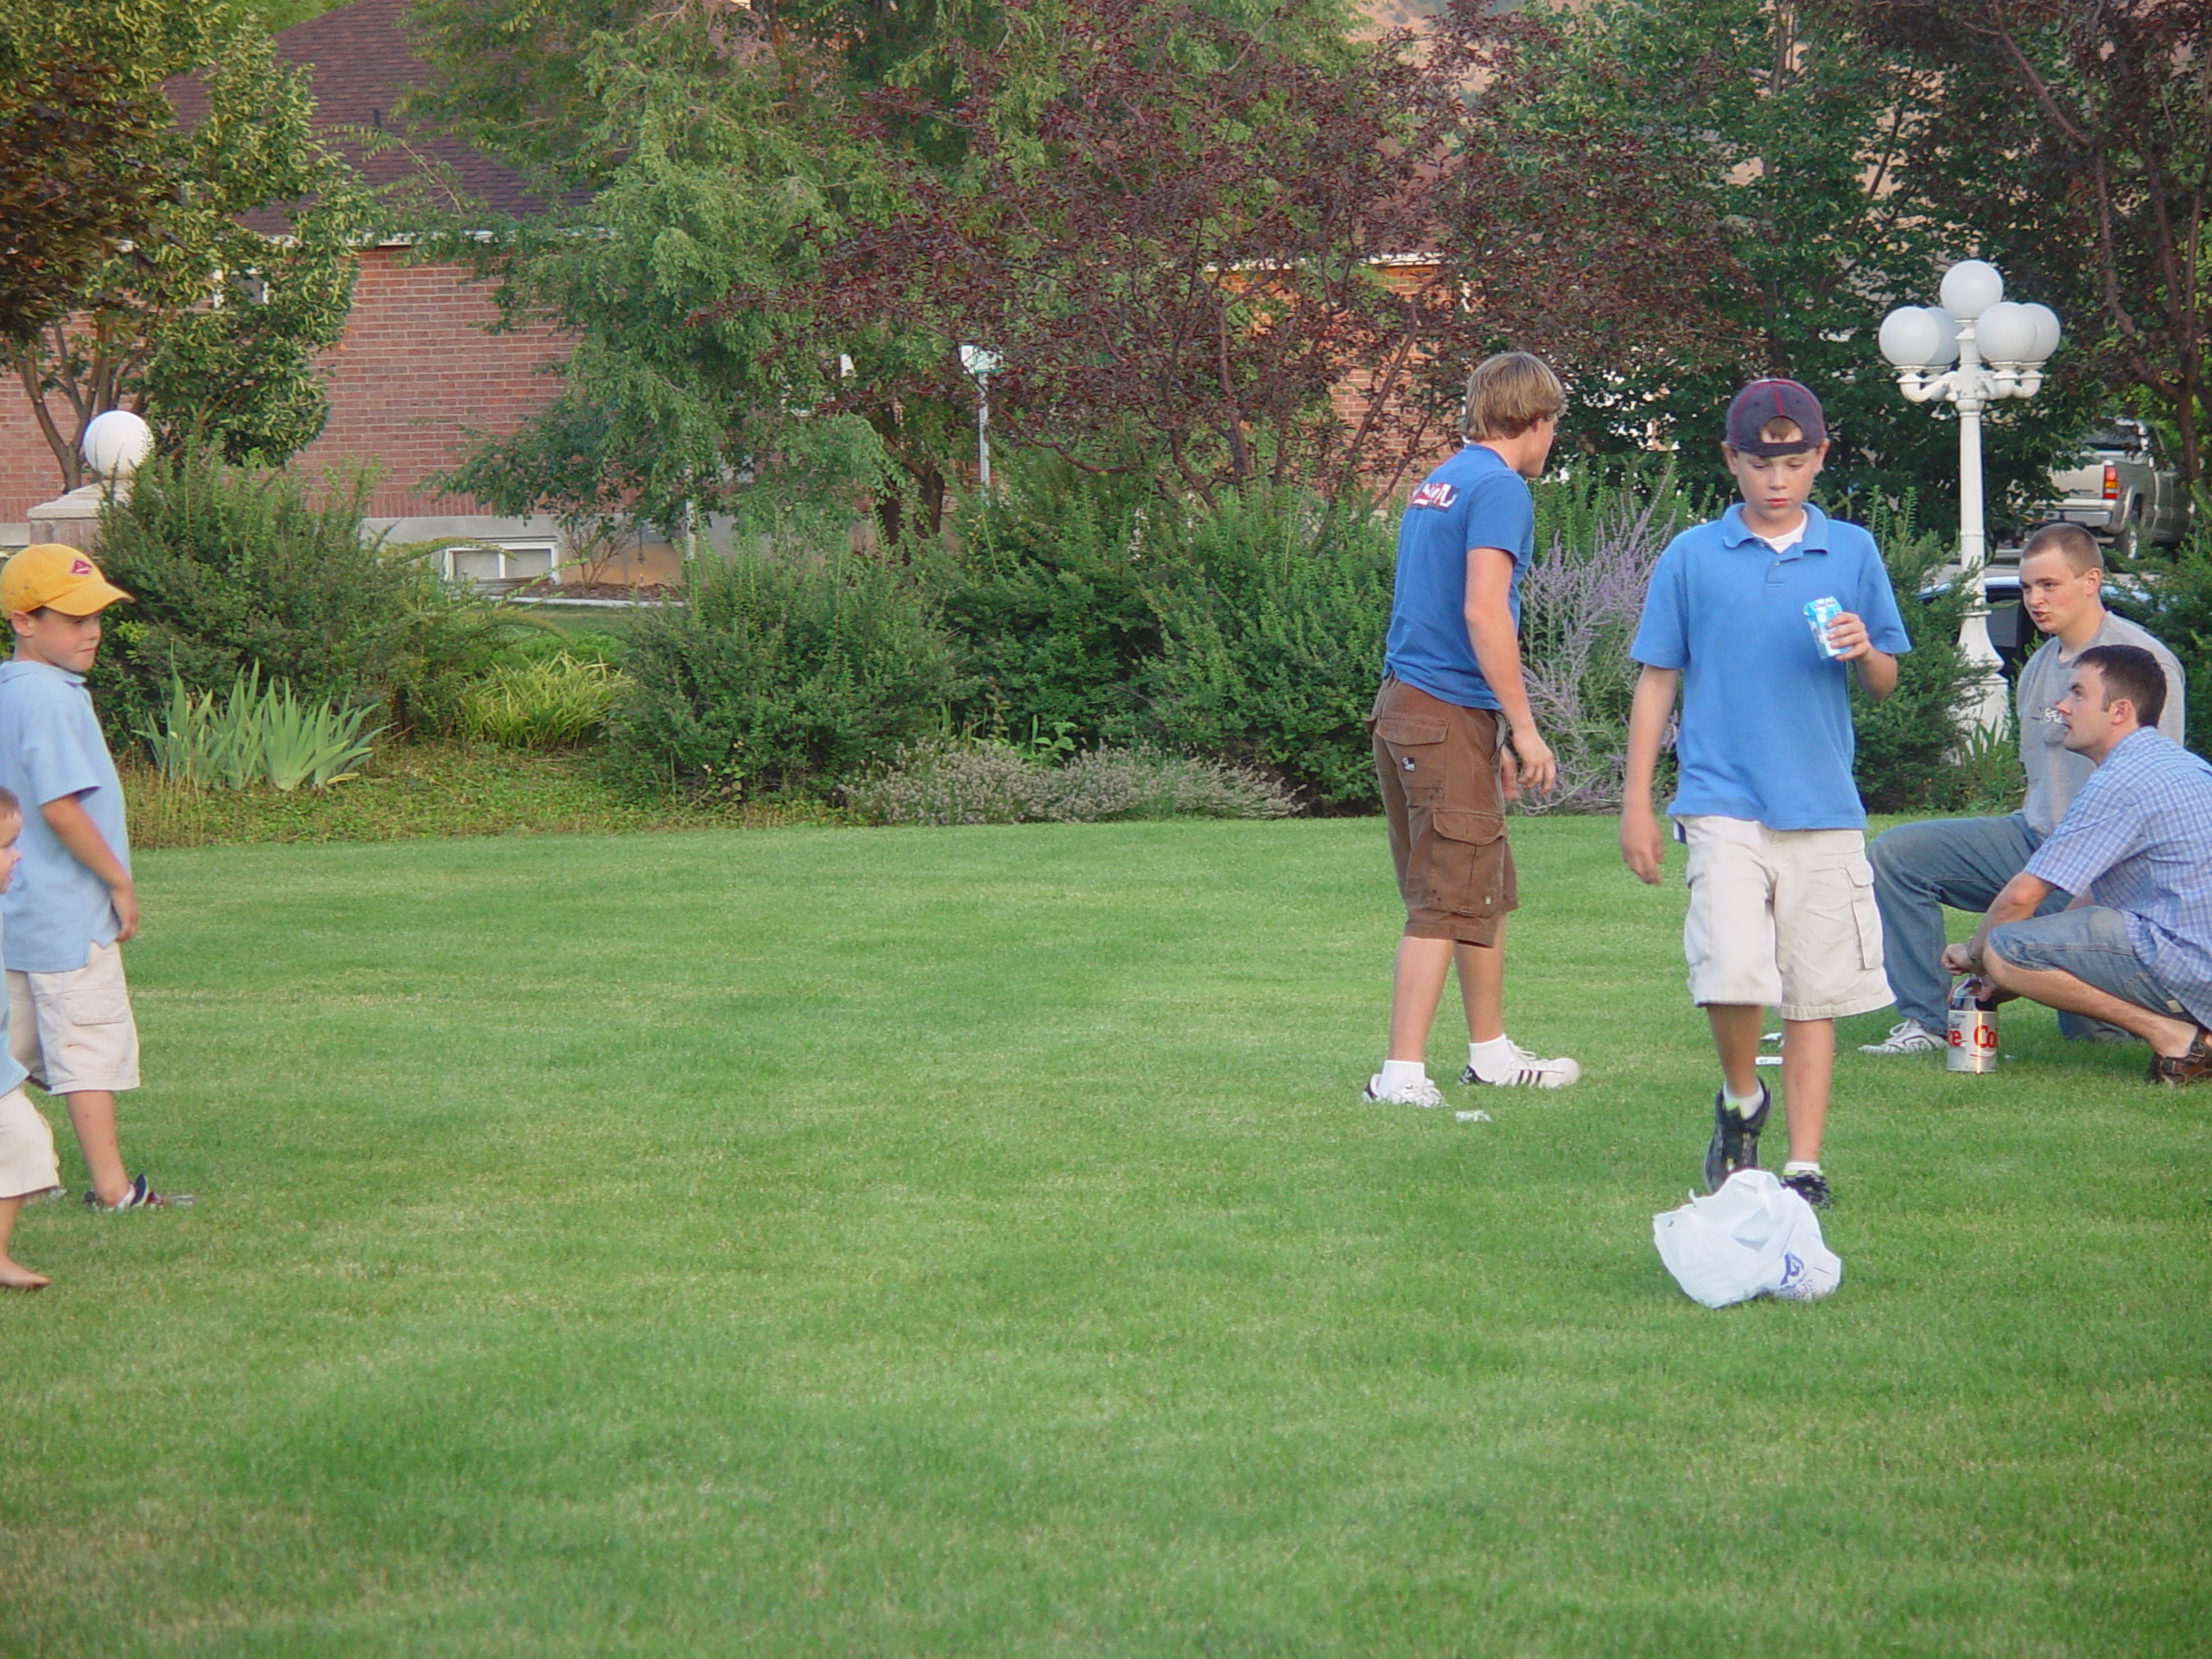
1653;1169;1841;1308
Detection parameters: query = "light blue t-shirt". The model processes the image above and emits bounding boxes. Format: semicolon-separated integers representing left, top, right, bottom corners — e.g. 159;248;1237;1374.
1382;443;1536;710
0;658;130;974
1630;503;1911;831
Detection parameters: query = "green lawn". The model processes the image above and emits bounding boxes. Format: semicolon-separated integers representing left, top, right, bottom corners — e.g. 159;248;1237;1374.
2;817;2205;1656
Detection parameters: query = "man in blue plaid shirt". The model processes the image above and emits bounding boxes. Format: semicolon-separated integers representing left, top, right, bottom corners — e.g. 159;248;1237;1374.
1943;644;2212;1085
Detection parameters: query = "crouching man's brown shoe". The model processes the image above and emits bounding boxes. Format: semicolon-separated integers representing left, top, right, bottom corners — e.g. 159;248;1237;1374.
2149;1029;2212;1086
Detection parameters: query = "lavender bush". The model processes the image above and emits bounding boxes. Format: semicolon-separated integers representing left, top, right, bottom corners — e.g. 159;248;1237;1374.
1513;467;1698;813
848;739;1297;825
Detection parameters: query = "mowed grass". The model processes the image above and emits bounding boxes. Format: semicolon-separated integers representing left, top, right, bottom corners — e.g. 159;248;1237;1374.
1;816;2206;1657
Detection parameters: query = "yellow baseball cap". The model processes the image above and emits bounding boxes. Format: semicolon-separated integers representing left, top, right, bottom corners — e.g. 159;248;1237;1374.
1;544;132;617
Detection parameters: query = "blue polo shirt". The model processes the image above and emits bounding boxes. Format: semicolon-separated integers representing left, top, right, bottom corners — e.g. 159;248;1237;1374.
0;658;130;974
1630;503;1910;830
1382;443;1535;710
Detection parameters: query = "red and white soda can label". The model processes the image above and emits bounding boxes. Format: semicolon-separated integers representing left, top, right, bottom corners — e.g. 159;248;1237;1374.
1946;1009;1999;1071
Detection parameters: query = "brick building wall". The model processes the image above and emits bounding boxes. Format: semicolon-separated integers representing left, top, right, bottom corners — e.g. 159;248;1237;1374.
0;246;565;533
294;248;566;520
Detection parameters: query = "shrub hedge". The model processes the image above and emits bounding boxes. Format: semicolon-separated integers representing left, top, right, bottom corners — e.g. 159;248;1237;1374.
603;545;966;799
81;446;2004;818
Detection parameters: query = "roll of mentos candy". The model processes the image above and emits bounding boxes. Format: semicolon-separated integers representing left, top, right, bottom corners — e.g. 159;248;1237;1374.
1804;595;1845;658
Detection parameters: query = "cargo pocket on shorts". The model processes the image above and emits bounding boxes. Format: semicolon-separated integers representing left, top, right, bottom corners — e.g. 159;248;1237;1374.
1846;858;1882;971
60;986;131;1032
1681;832;1713;973
1376;713;1451;804
1428;809;1504;916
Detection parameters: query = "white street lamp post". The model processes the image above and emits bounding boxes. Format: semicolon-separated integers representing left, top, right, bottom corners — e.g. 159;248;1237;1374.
81;408;154;488
1878;259;2061;732
26;408;155;551
958;343;1000;493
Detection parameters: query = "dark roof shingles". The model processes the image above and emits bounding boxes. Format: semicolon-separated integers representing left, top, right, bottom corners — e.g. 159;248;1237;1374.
164;0;575;232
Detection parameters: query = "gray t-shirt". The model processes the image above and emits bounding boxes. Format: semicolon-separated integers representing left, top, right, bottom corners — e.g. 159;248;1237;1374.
2018;611;2188;835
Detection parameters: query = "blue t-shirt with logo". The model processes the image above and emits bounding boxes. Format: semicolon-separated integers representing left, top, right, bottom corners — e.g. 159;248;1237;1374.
0;658;130;973
1382;443;1535;710
1630;503;1910;830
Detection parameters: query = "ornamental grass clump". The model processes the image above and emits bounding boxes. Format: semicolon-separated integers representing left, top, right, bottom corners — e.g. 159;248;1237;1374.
143;669;382;791
459;653;631;749
849;739;1294;825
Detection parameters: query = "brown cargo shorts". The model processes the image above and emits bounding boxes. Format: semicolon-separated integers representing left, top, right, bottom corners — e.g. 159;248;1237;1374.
1369;677;1518;945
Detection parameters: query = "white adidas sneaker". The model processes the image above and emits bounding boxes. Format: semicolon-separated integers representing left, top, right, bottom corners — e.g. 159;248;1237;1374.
1363;1073;1447;1108
1459;1042;1581;1089
1858;1018;1944;1054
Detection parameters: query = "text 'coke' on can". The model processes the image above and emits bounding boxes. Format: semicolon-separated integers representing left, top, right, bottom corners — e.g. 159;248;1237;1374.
1946;980;1999;1073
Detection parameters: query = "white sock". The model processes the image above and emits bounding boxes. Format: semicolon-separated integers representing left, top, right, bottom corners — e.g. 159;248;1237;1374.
1724;1083;1766;1116
1469;1035;1516;1074
1783;1160;1821;1176
1378;1058;1428;1091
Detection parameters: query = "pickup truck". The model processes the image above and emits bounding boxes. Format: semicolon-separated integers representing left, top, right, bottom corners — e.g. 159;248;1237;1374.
2042;417;2190;556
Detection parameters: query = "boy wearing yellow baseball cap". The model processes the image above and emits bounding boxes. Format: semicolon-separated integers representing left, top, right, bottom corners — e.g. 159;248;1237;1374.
0;544;184;1211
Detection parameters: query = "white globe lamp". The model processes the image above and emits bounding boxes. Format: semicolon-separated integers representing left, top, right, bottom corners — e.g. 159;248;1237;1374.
2020;302;2062;365
1878;307;1941;370
1938;259;2005;320
1974;301;2039;367
81;410;153;483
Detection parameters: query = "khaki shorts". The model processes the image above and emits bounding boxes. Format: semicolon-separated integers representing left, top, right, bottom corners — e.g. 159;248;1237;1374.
1679;816;1891;1020
1370;677;1518;946
0;1084;60;1201
8;940;142;1096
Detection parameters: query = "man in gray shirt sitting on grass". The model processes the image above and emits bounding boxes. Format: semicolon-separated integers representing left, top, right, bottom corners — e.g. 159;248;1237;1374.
1861;521;2188;1053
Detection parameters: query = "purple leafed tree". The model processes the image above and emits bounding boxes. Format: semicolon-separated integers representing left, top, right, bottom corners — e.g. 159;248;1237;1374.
775;0;1491;507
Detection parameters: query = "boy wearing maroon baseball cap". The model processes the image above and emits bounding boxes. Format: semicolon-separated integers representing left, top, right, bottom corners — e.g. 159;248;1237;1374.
0;544;184;1211
1617;381;1911;1209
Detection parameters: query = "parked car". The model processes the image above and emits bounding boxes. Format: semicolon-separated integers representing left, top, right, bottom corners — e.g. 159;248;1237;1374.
2041;417;2190;556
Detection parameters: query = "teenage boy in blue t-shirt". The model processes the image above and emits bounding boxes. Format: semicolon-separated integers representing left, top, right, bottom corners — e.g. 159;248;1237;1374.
1364;352;1580;1109
1619;381;1910;1207
0;545;181;1212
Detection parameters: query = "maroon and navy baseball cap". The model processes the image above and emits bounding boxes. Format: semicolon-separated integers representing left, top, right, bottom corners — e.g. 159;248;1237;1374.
1725;378;1827;456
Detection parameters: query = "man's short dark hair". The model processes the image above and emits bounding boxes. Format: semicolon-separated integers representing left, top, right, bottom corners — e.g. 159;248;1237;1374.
2021;521;2103;575
2077;643;2166;731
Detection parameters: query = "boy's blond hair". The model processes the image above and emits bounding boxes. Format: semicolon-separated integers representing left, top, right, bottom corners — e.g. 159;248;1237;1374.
2022;521;2104;576
1464;353;1566;442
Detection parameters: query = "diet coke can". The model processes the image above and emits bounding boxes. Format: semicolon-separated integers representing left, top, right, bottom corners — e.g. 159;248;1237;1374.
1946;981;1999;1073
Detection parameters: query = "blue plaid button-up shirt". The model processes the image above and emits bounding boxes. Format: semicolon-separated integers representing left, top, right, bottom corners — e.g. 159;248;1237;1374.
2026;728;2212;1028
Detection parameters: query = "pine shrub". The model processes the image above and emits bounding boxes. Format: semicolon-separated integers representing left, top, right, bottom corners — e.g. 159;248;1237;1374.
604;545;965;798
1848;494;1986;813
1142;486;1394;810
92;447;458;742
932;461;1170;747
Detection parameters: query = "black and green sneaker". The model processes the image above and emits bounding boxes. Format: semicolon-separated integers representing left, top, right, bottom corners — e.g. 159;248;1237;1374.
1782;1168;1833;1209
1702;1084;1770;1192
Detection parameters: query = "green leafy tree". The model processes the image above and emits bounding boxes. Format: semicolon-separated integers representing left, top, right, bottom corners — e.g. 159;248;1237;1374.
402;0;1360;543
415;3;908;542
1830;0;2212;483
1451;0;2096;516
2;3;370;490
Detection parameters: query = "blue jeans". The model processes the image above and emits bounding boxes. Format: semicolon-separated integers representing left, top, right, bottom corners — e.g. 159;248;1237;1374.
1985;906;2192;1021
1867;813;2075;1030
